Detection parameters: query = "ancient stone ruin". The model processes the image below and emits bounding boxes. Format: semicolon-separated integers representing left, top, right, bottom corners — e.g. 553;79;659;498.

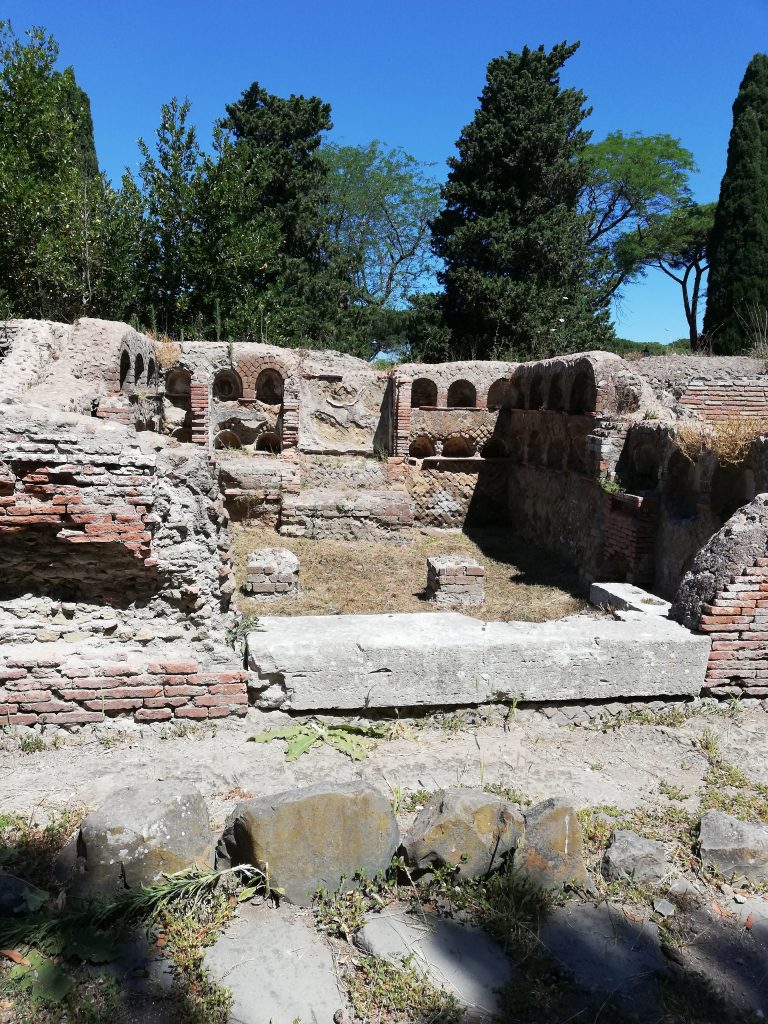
3;316;768;725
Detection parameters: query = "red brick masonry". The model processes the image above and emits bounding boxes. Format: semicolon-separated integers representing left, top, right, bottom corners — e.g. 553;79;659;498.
699;557;768;697
0;651;248;727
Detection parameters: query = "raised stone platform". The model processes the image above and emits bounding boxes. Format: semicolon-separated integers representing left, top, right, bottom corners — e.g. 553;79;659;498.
246;608;710;711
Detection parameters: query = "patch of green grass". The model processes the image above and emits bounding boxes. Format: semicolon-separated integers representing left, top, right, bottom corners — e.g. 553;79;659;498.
697;728;768;823
396;788;435;814
346;954;464;1024
658;780;689;802
19;735;46;754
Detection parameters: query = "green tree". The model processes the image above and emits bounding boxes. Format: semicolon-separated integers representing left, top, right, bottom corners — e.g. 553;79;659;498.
581;131;696;304
704;53;768;353
0;22;112;320
321;141;440;308
615;202;715;348
130;97;202;334
430;41;613;361
217;82;349;346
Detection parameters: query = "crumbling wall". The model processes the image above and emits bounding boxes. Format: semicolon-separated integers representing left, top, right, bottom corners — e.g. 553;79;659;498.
0;406;246;724
672;494;768;698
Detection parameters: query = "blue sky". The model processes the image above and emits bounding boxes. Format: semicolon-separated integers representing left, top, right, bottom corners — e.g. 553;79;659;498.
6;0;767;342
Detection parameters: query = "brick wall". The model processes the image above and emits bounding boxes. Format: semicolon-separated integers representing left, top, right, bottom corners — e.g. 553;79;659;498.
601;493;658;584
0;648;247;726
680;380;768;420
698;557;768;697
280;488;413;539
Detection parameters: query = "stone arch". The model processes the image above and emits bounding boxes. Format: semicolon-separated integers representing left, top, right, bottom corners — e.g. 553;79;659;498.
213;429;242;450
134;353;145;386
119;350;131;389
481;436;509;459
255;368;284;405
569;368;596;414
255;430;281;454
409;436;436;459
443;435;475;457
528;375;544;410
447;379;476;408
547;376;565;412
486;378;508;412
710;463;755;525
411;378;438;409
147;358;157;385
212;368;243;401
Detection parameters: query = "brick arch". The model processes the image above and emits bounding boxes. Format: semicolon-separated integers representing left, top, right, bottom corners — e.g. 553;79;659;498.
232;354;299;450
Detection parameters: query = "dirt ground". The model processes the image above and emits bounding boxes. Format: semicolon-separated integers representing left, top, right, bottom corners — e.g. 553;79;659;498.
232;525;587;622
2;703;767;833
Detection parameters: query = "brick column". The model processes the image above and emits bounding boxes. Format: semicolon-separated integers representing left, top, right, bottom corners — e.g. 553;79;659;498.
281;381;300;450
190;379;209;446
393;375;412;457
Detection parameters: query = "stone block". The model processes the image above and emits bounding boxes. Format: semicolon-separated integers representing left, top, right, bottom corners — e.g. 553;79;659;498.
404;788;524;878
56;782;213;898
217;781;399;906
602;829;669;884
699;809;768;883
243;547;299;598
516;798;588;890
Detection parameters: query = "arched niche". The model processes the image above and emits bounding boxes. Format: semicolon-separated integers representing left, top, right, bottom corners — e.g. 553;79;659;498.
119;351;131;389
256;368;284;405
409;436;436;459
411;378;438;409
255;430;281;454
166;369;191;398
214;430;242;450
547;376;565;412
447;379;477;409
212;369;243;401
486;378;508;412
569;369;596;414
147;358;157;385
442;435;475;457
134;353;145;386
528;375;544;410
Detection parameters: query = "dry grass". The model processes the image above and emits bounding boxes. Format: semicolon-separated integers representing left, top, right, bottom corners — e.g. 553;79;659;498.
675;416;768;466
154;336;182;368
232;525;586;621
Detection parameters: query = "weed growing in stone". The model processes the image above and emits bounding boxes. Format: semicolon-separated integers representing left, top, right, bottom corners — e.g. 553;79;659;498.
345;954;464;1024
249;720;387;761
18;735;45;754
482;782;532;807
698;729;768;823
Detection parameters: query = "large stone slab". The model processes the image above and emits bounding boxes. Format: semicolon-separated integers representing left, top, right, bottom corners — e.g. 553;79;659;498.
404;788;524;878
216;781;399;906
57;782;212;898
247;611;708;711
204;903;344;1024
355;906;511;1021
699;810;768;884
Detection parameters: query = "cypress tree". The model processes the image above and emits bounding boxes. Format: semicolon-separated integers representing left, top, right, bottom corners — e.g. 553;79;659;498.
431;42;613;361
704;54;768;353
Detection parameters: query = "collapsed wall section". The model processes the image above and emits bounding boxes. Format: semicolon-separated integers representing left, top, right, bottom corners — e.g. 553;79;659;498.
0;407;247;724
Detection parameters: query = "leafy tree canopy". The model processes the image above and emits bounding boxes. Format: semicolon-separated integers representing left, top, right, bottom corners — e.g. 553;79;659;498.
431;41;614;361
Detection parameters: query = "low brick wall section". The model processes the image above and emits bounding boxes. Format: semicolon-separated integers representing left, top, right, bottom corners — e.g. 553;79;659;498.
0;646;248;726
280;488;412;540
601;493;658;583
698;557;768;698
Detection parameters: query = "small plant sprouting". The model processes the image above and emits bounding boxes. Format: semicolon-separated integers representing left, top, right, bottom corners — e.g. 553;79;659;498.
249;719;388;761
226;614;261;653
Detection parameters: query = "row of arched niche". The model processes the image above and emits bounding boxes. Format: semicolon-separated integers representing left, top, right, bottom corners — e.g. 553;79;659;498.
409;369;596;415
120;351;157;389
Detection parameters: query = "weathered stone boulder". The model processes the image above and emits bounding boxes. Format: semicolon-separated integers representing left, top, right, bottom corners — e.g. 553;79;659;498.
516;798;588;889
602;830;669;884
699;810;768;884
0;873;47;915
57;783;212;898
216;781;399;906
404;788;524;878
